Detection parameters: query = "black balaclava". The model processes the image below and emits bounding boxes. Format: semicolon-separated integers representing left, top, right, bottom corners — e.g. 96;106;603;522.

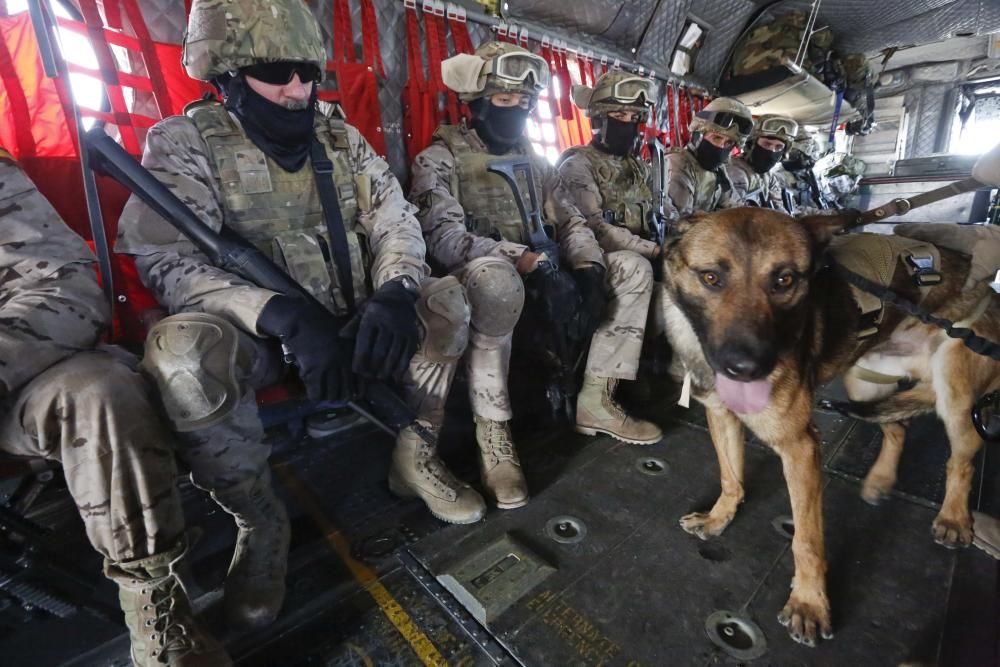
220;73;317;172
595;116;640;157
469;98;531;154
748;144;784;174
692;134;731;171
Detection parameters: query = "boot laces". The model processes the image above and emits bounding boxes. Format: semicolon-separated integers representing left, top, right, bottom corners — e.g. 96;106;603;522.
416;441;463;493
601;379;627;420
483;421;516;463
144;576;197;662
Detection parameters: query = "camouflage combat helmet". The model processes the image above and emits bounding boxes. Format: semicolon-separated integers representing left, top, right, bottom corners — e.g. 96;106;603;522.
751;114;798;154
441;41;550;103
182;0;327;82
571;70;656;121
688;97;753;145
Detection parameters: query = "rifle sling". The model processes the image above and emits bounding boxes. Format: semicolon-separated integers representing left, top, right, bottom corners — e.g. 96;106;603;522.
310;138;356;313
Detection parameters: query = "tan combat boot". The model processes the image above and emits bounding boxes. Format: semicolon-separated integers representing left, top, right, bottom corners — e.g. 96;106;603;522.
105;543;232;667
388;423;486;524
210;471;290;630
575;374;663;445
474;416;529;509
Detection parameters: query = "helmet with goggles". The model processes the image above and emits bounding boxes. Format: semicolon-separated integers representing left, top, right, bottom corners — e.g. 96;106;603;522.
752;115;798;152
571;70;656;121
182;0;327;82
441;42;550;103
688;97;753;145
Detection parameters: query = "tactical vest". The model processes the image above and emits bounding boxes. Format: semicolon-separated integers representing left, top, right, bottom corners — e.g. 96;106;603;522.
667;147;726;212
185;100;369;315
727;157;771;207
559;144;653;238
434;124;546;244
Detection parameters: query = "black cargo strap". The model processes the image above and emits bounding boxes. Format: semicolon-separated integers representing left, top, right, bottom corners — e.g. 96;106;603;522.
310;138;355;313
831;259;1000;361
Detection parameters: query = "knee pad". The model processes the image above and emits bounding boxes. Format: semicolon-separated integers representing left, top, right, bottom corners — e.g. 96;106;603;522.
417;276;471;363
462;257;524;337
141;313;241;432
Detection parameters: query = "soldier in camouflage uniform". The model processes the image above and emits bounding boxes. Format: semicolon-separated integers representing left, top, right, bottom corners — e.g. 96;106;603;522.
118;0;484;632
557;70;660;261
411;42;661;486
0;149;230;666
725;114;798;212
662;97;753;224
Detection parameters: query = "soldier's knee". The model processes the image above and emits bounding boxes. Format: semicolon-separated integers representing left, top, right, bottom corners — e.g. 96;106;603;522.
141;313;242;433
417;276;471;362
461;257;524;336
607;251;654;291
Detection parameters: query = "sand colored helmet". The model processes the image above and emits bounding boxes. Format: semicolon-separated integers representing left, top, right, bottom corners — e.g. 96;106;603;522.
182;0;327;82
571;70;655;121
752;114;798;153
441;41;550;103
688;97;754;145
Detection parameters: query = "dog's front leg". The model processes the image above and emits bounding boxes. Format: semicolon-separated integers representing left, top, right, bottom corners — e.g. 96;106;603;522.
680;405;744;539
776;433;832;646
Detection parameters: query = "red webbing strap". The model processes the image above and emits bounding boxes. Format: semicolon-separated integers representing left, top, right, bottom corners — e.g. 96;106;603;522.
120;0;172;119
103;0;123;30
422;2;447;124
680;87;693;146
360;0;384;76
555;47;573;120
576;56;587;87
449;14;474;54
333;0;355;63
666;83;678;147
403;2;433;159
0;20;36;157
539;43;558;121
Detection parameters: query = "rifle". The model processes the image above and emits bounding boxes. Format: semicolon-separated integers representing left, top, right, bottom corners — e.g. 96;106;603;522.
84;128;437;447
646;138;667;247
486;158;578;422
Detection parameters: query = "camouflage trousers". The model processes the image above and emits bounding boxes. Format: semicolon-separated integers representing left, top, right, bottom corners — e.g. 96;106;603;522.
0;348;184;563
584;250;654;381
159;277;470;493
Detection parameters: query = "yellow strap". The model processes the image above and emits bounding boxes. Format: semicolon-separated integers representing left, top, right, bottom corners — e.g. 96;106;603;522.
852;365;906;385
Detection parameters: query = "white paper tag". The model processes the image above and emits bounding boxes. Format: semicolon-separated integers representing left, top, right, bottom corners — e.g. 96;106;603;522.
678;371;692;409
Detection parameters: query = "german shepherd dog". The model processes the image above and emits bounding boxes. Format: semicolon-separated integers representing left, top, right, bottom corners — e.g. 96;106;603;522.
660;207;999;646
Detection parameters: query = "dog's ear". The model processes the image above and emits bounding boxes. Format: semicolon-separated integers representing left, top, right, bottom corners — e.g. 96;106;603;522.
798;209;862;247
673;212;711;236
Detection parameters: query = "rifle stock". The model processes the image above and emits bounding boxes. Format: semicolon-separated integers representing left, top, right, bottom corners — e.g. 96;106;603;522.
84;128;434;445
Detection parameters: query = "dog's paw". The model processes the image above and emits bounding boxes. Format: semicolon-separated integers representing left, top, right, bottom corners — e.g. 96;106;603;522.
777;590;833;647
679;511;732;540
932;514;973;549
860;473;895;506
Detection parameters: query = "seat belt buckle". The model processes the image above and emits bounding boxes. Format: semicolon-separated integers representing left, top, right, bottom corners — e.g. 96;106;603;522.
905;254;942;286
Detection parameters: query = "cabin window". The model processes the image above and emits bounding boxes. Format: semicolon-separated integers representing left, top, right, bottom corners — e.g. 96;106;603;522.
670;19;707;77
949;86;1000;155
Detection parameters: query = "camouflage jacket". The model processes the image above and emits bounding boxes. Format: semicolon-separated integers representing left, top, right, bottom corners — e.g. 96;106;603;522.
0;152;108;400
557;144;659;260
663;147;735;221
409;123;605;272
725;156;788;212
117;105;428;334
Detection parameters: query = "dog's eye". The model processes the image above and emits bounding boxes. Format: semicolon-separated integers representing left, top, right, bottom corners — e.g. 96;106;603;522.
700;271;723;289
773;273;797;292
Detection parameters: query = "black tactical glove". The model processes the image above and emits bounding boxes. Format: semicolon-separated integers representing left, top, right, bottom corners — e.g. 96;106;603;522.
572;264;608;340
257;294;353;401
523;260;581;323
352;278;420;380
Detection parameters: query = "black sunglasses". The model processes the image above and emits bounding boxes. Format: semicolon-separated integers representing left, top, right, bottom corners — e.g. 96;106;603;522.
697;110;753;135
242;61;322;85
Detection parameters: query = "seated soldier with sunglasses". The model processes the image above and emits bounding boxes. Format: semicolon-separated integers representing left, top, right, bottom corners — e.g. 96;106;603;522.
662;98;755;229
118;0;484;647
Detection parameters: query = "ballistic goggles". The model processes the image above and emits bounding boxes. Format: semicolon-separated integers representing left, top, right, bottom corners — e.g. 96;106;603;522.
242;61;323;85
757;116;799;139
489;52;550;93
696;109;753;137
594;76;656;107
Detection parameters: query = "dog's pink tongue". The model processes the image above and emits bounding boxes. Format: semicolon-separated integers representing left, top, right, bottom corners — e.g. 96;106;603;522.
714;373;772;414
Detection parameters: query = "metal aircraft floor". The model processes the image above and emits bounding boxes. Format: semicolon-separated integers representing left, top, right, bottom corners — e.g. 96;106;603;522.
4;377;997;666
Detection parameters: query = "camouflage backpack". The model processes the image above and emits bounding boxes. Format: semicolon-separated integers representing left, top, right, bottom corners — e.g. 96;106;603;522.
730;10;833;78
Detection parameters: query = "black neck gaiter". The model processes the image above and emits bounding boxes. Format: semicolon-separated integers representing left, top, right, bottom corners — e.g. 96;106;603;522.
693;139;731;171
470;98;531;154
596;116;640;156
748;146;783;174
221;75;317;172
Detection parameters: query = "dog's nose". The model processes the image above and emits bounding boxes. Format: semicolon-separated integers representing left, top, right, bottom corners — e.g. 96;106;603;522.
719;348;769;381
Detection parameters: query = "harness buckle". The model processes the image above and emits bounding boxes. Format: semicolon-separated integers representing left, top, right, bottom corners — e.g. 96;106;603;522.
905;254;942;287
313;158;334;176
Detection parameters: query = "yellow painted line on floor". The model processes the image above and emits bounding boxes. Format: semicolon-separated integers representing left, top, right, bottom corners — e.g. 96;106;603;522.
274;463;448;667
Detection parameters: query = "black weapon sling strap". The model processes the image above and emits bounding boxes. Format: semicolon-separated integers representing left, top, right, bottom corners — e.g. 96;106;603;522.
310;137;356;313
830;259;1000;361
